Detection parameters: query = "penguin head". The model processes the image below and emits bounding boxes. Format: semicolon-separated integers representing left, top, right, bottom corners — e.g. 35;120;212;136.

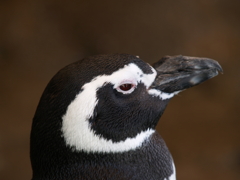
31;53;222;162
31;54;170;155
61;54;170;153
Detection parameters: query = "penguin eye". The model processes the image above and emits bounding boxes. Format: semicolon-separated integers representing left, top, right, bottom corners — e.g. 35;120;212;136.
116;83;136;94
120;84;133;91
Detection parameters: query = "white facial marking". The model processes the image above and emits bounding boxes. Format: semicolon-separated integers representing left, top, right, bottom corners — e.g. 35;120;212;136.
62;63;156;153
148;89;180;100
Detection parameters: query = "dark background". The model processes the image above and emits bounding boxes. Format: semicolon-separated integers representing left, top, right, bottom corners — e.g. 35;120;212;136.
1;0;240;179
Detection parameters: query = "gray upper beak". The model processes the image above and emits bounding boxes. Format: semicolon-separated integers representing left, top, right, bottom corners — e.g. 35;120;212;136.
150;55;223;93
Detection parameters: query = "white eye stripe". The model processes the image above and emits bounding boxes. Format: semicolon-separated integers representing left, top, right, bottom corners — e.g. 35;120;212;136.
62;63;157;153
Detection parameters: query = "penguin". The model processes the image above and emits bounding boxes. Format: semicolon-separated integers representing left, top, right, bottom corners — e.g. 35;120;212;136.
30;53;222;180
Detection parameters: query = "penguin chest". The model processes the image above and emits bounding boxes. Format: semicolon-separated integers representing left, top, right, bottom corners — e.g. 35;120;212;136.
66;133;176;180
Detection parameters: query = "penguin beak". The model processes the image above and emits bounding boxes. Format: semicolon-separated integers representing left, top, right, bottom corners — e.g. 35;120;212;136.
150;55;223;93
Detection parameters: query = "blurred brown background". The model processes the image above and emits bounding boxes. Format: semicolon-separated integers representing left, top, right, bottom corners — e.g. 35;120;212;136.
0;0;239;179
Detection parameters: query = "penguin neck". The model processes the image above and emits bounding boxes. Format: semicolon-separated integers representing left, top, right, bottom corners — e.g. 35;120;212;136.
31;132;175;180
